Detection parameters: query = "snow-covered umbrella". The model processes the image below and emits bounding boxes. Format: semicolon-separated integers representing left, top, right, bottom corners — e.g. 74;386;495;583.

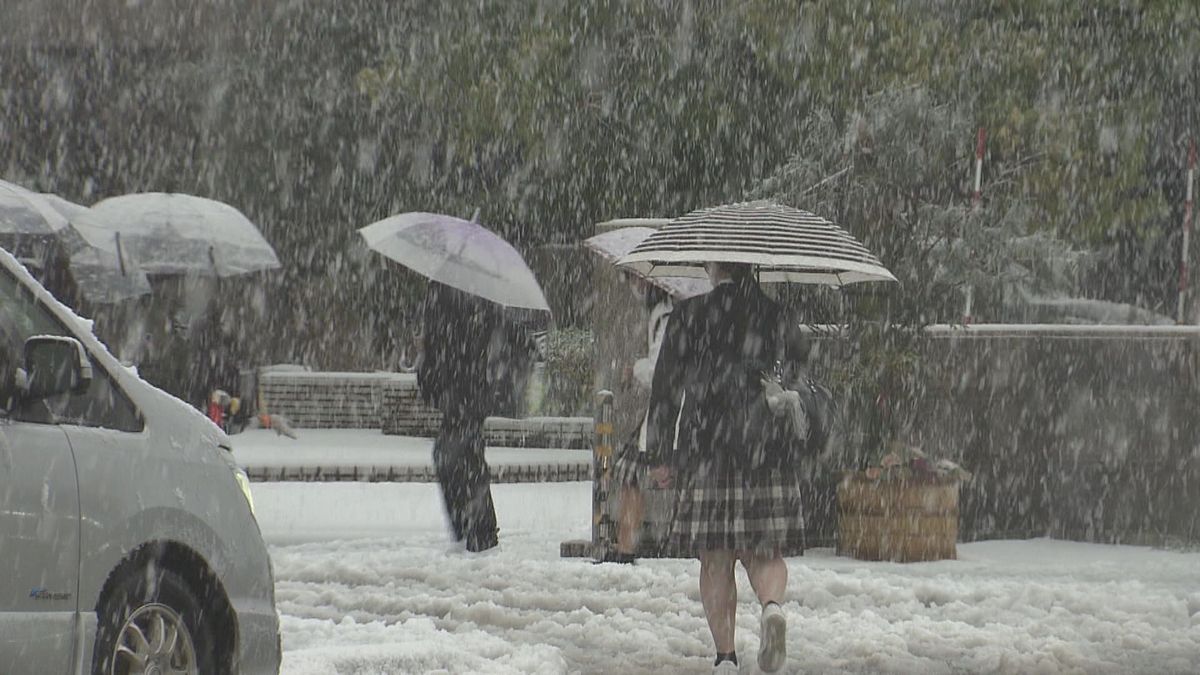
358;212;550;312
0;179;66;238
584;226;712;299
0;181;151;302
617;200;897;286
0;179;67;271
39;193;153;304
70;192;281;278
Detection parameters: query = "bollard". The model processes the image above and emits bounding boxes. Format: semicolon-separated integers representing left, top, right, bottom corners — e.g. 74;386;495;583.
560;389;616;559
592;389;616;552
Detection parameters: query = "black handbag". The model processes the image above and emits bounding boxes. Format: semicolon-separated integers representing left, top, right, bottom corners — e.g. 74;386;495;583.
758;322;838;459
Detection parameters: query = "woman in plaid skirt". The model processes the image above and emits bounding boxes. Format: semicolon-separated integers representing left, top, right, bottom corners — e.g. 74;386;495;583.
645;262;802;674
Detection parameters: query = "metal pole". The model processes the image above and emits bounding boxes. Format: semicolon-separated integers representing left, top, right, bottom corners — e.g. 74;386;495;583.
1178;139;1195;324
592;389;615;556
972;127;987;210
963;127;986;324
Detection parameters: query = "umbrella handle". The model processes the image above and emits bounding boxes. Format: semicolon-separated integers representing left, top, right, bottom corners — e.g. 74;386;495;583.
115;232;127;277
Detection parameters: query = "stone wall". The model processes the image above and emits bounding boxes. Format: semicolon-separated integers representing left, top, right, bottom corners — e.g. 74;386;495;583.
259;370;406;430
260;369;592;448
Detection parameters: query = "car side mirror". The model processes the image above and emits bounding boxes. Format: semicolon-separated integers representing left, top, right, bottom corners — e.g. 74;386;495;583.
23;335;93;400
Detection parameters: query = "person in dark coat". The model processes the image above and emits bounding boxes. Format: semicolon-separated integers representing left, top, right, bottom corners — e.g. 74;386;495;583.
645;262;802;674
417;281;515;553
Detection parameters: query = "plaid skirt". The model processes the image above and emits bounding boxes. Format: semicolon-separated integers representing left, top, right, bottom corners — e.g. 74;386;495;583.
609;440;648;487
661;467;805;557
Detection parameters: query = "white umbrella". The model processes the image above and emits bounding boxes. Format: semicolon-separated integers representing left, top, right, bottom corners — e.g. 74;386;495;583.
359;212;550;312
0;182;150;302
584;226;712;299
617;200;897;286
39;193;152;303
0;179;66;237
70;192;281;277
0;179;67;272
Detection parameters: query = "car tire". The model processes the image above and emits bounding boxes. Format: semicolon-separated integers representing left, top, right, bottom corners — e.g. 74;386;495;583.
92;566;219;675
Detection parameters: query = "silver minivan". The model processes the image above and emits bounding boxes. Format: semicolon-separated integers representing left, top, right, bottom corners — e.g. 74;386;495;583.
0;248;280;674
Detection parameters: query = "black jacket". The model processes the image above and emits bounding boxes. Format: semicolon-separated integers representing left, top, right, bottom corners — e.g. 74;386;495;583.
645;279;787;478
417;282;535;421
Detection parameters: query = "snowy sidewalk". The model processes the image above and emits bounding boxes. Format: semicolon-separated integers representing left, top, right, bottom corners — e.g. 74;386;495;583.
252;481;1200;675
230;428;592;483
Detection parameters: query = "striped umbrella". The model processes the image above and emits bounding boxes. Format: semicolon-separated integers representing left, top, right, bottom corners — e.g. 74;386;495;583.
583;226;712;299
616;200;896;286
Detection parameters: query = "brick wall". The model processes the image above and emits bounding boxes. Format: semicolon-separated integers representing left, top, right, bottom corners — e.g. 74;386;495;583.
259;371;410;429
261;369;592;448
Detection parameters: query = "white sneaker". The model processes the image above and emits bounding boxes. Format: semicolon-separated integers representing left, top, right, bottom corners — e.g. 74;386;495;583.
713;659;739;674
758;602;787;673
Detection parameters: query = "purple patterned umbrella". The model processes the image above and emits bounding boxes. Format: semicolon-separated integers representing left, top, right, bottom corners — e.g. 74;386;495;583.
359;212;550;312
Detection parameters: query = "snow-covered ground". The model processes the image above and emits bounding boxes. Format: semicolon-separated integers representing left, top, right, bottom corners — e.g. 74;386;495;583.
231;428;590;471
251;480;1200;675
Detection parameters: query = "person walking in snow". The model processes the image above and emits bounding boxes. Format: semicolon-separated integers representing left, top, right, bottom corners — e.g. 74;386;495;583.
418;281;530;553
602;274;674;564
645;261;802;674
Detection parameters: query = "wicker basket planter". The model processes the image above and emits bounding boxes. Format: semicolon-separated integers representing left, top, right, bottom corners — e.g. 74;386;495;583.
836;473;961;562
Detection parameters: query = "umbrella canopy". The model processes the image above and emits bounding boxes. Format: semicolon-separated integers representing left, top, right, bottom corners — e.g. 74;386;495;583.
40;193;152;304
617;200;897;286
0;179;67;272
584;226;712;299
70;192;281;277
0;179;66;238
0;182;150;302
359;212;550;312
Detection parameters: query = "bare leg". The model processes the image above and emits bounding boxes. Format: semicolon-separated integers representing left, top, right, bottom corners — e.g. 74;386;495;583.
741;551;789;673
740;551;787;606
699;549;738;653
616;485;645;555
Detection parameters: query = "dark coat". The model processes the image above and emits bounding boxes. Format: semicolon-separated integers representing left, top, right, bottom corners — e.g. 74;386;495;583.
417;282;535;421
418;283;496;421
645;279;788;479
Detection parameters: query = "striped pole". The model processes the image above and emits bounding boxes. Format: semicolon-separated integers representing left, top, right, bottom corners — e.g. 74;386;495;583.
972;127;987;209
1179;139;1196;324
964;127;986;323
592;390;615;556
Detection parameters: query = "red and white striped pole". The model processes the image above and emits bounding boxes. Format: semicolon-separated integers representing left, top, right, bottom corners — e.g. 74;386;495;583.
964;127;986;323
972;127;987;209
1178;139;1196;324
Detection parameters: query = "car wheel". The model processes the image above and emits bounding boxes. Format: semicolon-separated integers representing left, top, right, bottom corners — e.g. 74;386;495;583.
92;567;218;675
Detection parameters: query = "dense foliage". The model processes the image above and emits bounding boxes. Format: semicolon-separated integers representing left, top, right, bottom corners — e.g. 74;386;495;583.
3;0;1199;374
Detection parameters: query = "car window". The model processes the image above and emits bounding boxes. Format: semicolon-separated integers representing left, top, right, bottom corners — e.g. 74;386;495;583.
0;266;143;432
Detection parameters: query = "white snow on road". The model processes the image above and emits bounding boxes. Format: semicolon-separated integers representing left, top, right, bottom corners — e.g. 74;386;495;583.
252;481;1200;675
232;428;589;470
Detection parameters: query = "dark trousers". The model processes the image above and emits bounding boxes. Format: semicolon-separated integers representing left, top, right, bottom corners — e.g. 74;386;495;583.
433;413;499;552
